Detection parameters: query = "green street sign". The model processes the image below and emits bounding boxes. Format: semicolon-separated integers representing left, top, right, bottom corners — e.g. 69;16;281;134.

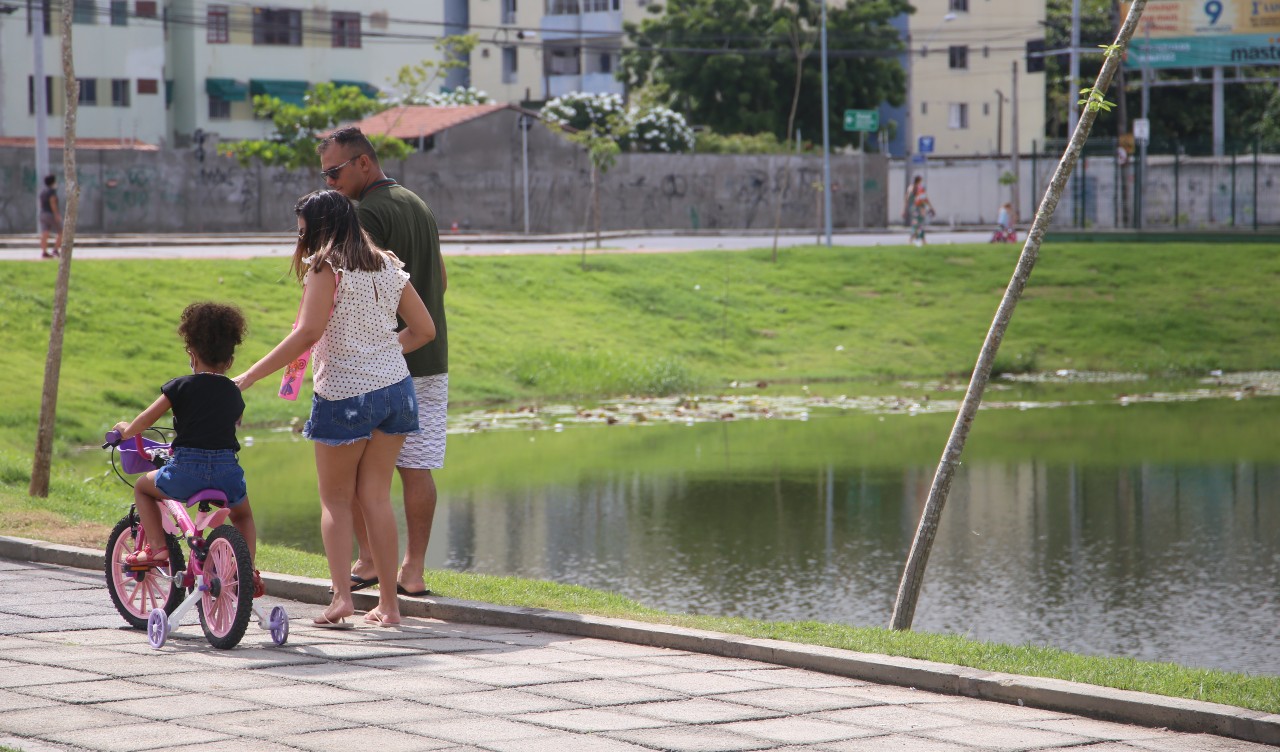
843;109;879;132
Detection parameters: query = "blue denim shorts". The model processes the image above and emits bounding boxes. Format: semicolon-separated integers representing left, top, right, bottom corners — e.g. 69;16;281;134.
153;448;247;507
304;376;419;446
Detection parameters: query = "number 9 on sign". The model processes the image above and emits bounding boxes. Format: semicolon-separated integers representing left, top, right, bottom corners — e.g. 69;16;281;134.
1204;0;1222;25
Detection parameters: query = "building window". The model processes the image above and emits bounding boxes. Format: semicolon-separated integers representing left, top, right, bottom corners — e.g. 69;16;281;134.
949;0;968;11
502;0;517;24
110;0;127;25
548;46;580;74
73;0;96;24
921;101;927;115
502;46;518;83
948;45;968;70
79;78;98;106
111;78;130;106
207;5;229;43
983;102;990;116
137;78;159;94
27;75;53;114
253;7;302;46
948;102;969;130
135;1;157;18
209;96;231;119
983;45;990;58
332;11;360;48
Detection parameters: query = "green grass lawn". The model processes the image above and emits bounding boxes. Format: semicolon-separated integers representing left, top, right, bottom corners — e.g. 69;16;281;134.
2;242;1278;712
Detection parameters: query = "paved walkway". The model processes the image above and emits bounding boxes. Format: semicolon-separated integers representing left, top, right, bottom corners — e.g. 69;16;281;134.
0;559;1268;752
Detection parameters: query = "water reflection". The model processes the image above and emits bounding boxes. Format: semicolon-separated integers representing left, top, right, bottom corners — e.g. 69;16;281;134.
231;401;1279;675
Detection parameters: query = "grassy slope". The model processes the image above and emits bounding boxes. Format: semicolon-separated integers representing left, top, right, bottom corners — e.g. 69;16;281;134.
1;243;1278;711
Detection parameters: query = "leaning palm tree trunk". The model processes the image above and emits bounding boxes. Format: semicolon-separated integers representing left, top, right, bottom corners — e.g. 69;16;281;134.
29;3;80;498
889;0;1149;631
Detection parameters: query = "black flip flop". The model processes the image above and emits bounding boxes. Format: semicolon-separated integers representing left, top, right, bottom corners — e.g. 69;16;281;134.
397;584;432;597
350;574;379;591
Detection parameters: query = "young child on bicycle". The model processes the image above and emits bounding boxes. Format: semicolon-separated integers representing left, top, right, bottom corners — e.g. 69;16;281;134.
110;301;264;597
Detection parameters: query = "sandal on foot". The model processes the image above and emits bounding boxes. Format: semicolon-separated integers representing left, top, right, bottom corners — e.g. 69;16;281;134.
364;611;400;627
123;545;169;567
312;613;353;629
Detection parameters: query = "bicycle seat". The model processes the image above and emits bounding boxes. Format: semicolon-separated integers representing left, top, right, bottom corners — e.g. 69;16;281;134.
184;489;229;509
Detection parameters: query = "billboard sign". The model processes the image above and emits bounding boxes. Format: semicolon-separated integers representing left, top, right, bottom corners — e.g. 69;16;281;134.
1123;1;1280;68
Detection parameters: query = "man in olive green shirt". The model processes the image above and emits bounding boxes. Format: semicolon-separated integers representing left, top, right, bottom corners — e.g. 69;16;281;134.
318;127;447;597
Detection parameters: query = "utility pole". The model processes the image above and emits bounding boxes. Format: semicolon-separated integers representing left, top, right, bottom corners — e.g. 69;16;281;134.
1212;65;1224;157
1010;61;1020;222
820;0;832;246
33;0;49;231
1068;0;1081;136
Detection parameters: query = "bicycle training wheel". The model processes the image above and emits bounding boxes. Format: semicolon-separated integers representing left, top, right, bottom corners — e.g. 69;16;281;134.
105;515;185;630
197;526;253;649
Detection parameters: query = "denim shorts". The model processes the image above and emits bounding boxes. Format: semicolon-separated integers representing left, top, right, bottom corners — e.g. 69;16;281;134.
153;448;247;507
304;375;419;446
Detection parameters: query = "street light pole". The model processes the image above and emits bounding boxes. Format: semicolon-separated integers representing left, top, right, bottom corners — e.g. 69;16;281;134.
820;0;832;247
33;1;49;233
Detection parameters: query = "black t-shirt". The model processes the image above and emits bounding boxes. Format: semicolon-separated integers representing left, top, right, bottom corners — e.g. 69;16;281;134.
160;373;244;451
39;187;56;214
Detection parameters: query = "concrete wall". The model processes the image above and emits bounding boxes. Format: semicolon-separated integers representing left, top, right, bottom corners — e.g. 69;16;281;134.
0;111;888;234
888;153;1280;229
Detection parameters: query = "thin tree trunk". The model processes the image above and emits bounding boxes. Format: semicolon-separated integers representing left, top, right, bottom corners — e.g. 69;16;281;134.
594;163;602;250
30;0;80;497
889;0;1149;631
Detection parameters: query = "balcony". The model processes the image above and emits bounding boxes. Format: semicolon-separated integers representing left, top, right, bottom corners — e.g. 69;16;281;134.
547;72;623;98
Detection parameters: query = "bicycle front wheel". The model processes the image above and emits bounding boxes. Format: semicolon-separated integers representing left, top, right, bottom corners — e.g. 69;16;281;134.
197;525;253;649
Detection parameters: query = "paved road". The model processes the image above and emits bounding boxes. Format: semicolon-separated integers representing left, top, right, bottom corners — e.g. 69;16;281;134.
0;558;1267;752
0;231;995;262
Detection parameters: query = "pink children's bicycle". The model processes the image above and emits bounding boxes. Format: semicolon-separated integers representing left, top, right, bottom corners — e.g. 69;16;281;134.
102;428;289;649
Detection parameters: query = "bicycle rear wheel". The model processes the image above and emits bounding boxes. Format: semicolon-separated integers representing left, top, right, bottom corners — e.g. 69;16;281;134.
197;525;253;649
105;514;185;630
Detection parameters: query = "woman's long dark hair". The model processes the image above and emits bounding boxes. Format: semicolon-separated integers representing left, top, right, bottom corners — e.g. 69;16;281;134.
291;190;389;281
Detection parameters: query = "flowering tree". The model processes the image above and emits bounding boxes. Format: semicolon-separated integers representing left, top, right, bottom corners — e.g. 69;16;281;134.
541;92;694;153
629;106;695;152
419;87;495;106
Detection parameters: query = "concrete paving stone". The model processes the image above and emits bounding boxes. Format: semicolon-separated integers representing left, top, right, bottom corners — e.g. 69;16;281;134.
292;641;426;661
352;652;499;673
712;687;877;714
1125;734;1280;751
467;647;597;667
60;651;197;678
624;698;783;725
47;721;232;751
515;707;671;732
18;677;170;704
6;645;134;667
545;657;679;679
129;667;294;692
175;706;357;737
524;679;684;707
1016;717;1177;741
21;629;146;646
719;716;880;744
607;725;777;751
553;639;680;660
142;644;325;670
253;660;392;684
0;705;139;735
920;722;1091;750
378;637;511;653
281;725;455;752
396;715;548;744
441;664;584;688
0;614;114;634
631;671;781;696
95;692;258;721
426;687;585;716
223;681;373;708
467;631;581;648
812;734;983;751
0;735;70;752
343;672;491;701
176;739;304;752
481;732;655;752
425;623;544;639
635;652;772;672
819;684;968;705
0;576;99;594
0;687;57;712
818;704;971;732
736;668;870;690
2;602;121;619
925;698;1074;724
0;634;45;651
304;698;465;725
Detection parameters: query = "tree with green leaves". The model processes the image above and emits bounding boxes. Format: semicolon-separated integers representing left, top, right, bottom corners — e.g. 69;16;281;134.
390;35;479;104
620;0;909;145
219;83;410;169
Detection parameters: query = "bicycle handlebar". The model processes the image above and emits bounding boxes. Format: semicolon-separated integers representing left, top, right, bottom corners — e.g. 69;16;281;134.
102;429;122;449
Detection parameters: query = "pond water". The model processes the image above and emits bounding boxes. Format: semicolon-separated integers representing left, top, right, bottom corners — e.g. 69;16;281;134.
101;392;1280;675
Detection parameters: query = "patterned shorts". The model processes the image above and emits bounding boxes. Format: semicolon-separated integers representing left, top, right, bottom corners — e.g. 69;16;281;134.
396;373;448;470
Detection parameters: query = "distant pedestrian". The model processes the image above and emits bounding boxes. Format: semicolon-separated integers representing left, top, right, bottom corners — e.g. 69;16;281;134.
990;202;1017;243
318;126;449;599
903;175;935;247
39;174;62;259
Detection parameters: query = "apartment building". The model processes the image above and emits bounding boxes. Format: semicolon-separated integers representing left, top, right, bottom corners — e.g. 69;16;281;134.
904;0;1046;157
469;0;654;103
2;1;460;146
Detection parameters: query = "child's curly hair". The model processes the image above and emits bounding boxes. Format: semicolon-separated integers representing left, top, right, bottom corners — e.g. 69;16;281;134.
178;302;247;369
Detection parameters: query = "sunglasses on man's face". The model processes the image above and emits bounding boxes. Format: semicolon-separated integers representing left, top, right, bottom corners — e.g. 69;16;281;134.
320;156;357;181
